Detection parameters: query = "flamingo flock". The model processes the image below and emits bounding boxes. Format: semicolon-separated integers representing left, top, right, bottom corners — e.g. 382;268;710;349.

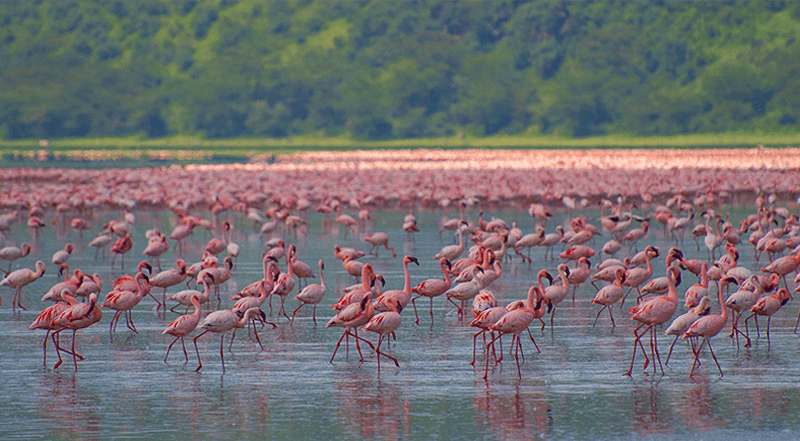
2;155;800;379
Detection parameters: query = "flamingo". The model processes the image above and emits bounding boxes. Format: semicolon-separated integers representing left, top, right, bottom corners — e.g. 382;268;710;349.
364;232;396;258
163;294;203;363
194;307;267;373
102;272;150;335
663;295;712;366
75;273;103;299
270;245;297;320
89;232;112;260
1;260;46;312
411;257;452;325
225;221;240;259
332;263;376;310
0;242;31;274
484;285;544;379
621;245;658;307
373;255;419;312
744;288;791;349
51;243;75;266
725;275;762;349
292;259;327;324
681;276;733;377
567;256;591;301
625;266;680;376
52;293;103;371
542;263;570;331
327;296;376;363
469;305;509;366
142;231;169;271
590;267;626;326
168;278;213;314
363;299;403;372
471;289;498;318
683;262;710;308
341;254;365;279
433;227;466;261
290;251;315;289
28;289;78;368
110;233;133;268
334;204;358;239
149;259;188;311
41;266;83;302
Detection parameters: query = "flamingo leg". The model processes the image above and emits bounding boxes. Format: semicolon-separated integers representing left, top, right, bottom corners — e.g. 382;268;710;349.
71;329;79;371
330;330;348;363
470;330;482;365
50;331;65;369
412;295;421;324
165;336;180;363
766;316;772;349
374;335;399;370
41;330;50;367
193;330;209;371
665;335;680;366
220;333;226;373
592;306;606;326
484;333;503;379
706;339;723;376
526;327;540;353
291;304;303;325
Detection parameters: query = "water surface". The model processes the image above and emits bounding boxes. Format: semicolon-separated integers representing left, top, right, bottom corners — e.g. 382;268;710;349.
2;206;800;440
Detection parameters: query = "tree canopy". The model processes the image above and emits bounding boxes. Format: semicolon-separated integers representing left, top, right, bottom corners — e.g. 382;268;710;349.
1;0;798;140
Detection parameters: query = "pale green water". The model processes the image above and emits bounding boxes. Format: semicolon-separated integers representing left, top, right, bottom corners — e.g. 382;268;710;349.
2;206;800;440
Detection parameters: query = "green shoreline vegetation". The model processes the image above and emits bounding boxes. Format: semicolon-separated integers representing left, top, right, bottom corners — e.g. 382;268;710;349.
1;133;799;164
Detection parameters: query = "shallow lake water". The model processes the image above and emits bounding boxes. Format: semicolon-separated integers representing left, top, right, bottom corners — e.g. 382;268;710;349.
2;204;800;440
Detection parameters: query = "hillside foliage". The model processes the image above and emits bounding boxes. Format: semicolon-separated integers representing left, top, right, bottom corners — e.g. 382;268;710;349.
1;0;799;140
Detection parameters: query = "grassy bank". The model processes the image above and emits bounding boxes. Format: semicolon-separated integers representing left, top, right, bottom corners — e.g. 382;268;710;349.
1;133;799;163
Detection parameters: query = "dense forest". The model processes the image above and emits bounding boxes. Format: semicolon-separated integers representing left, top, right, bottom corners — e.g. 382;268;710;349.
1;0;799;141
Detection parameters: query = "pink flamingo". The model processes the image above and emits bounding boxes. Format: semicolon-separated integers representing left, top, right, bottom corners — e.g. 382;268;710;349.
326;296;376;363
411;257;452;325
364;232;396;258
1;260;46;312
542;264;570;331
625;265;680;376
484;285;544;379
270;245;297;320
292;259;327;324
101;272;150;334
373;255;419;312
363;299;403;372
28;289;79;367
663;295;712;366
142;231;169;271
590;267;626;326
163;294;203;363
52;293;103;371
744;287;791;349
194;306;267;373
681;276;733;376
0;242;30;274
149;259;188;311
168;278;213;314
621;244;658;307
683;262;709;307
110;233;133;268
